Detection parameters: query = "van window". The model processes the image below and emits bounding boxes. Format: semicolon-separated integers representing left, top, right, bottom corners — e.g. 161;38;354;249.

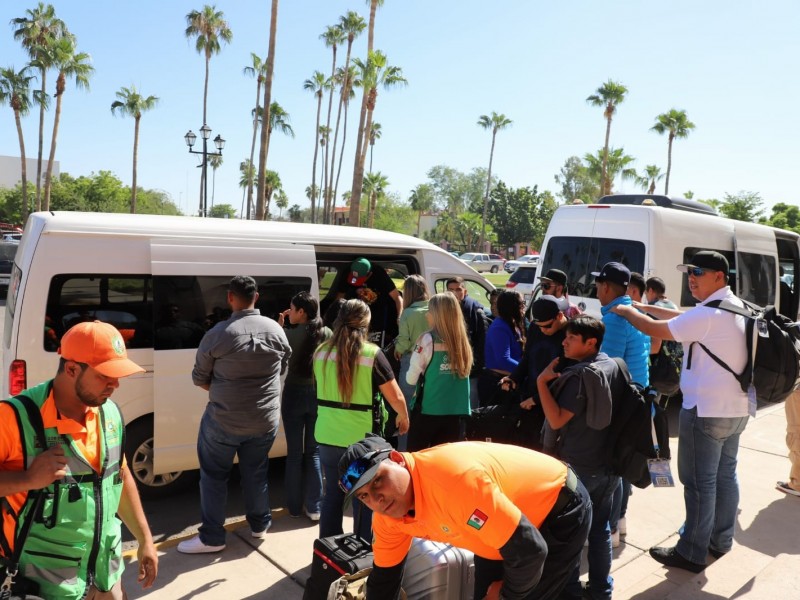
679;248;736;307
737;251;776;307
435;278;492;311
541;236;645;298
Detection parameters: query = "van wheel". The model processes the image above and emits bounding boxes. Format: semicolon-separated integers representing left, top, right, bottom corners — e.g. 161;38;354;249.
125;417;197;500
491;266;499;273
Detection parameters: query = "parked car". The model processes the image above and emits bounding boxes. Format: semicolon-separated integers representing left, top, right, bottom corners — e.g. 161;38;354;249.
0;240;19;294
459;252;505;273
505;264;538;304
504;254;540;273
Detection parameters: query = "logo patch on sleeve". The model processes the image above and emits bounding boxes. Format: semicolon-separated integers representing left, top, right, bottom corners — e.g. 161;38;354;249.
467;509;488;530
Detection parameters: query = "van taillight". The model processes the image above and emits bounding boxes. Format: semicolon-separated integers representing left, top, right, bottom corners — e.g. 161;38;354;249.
506;281;517;288
9;360;26;395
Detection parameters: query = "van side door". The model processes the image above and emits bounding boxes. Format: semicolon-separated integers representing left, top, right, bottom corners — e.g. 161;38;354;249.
732;223;779;308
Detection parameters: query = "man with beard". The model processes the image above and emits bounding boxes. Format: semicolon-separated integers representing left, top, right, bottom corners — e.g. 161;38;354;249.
0;321;157;600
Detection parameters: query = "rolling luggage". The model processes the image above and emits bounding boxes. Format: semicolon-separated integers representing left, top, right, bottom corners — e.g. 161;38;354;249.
303;534;373;600
401;538;475;600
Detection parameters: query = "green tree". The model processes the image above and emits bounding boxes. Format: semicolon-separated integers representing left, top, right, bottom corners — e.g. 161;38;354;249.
288;203;303;222
368;121;381;173
11;2;69;212
208;154;223;208
371;191;415;233
111;85;159;214
304;71;327;223
477;112;512;249
349;50;406;227
256;0;279;220
636;164;664;195
425;165;494;215
208;203;236;219
719;191;764;222
583;148;637;194
43;35;93;211
764;203;800;234
586;79;628;196
274;189;289;219
554;156;599;203
409;183;435;236
362;170;388;228
487;182;557;250
651;108;695;195
0;66;35;221
264;169;282;217
243;52;267;219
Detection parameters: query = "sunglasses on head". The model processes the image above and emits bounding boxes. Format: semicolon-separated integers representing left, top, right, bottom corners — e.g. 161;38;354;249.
687;267;709;277
338;449;390;494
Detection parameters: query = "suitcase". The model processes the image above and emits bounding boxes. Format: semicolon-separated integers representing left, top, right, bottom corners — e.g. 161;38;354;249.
401;538;475;600
303;533;374;600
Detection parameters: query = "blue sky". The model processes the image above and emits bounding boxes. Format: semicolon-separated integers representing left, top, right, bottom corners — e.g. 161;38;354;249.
1;1;799;217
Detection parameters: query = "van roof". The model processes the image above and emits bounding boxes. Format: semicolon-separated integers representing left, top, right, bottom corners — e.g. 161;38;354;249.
30;211;443;252
597;194;717;215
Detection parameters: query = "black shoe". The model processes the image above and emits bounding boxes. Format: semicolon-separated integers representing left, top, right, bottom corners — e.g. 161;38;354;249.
649;546;706;573
708;547;726;560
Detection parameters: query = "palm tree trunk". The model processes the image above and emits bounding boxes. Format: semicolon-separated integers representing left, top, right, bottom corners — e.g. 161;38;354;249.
360;107;374;172
14;109;28;222
323;47;337;225
35;71;46;212
648;180;655;195
256;0;279;221
665;135;674;195
317;150;325;220
43;78;64;212
602;115;612;196
368;191;377;228
246;79;262;220
479;131;497;251
329;42;352;226
131;115;140;213
333;96;350;224
310;93;322;223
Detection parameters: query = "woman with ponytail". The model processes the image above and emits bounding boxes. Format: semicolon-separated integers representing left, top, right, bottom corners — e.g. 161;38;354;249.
313;299;410;541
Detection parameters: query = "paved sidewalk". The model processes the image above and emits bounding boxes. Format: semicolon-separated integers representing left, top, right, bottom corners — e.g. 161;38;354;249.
123;402;799;599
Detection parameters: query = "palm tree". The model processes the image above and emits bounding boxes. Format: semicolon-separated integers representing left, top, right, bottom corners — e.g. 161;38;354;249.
320;24;346;224
274;189;288;219
636;164;664;195
362;171;388;228
208;154;223;208
264;169;282;217
586;79;628;196
651;109;696;195
243;52;267;219
0;66;35;221
409;183;434;237
368;121;381;173
304;71;326;223
318;125;331;220
256;0;279;220
477;111;512;249
349;50;406;226
239;159;254;217
330;11;365;223
265;101;294;139
110;85;159;214
43;35;93;210
11;2;69;212
583;148;637;194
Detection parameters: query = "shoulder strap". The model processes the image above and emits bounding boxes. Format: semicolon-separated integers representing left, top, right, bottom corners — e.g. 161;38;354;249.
704;298;758;319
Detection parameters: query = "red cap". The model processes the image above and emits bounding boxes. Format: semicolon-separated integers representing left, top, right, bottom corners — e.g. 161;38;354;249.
58;321;145;378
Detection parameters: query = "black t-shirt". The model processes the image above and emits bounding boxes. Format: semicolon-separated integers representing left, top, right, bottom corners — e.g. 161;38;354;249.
338;265;399;346
372;349;395;396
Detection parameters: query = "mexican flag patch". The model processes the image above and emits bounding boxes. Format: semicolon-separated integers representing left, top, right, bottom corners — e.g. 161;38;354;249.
467;509;488;530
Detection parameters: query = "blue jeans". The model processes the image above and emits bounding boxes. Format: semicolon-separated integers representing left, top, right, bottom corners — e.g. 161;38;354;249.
281;381;322;516
610;478;631;531
676;407;748;563
197;409;277;546
565;470;619;600
319;444;373;543
397;354;416;451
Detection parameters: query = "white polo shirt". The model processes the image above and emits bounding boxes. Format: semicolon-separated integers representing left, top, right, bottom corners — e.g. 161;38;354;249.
667;286;750;417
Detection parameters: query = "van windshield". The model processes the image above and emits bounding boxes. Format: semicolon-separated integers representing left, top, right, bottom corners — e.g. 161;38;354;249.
541;236;645;298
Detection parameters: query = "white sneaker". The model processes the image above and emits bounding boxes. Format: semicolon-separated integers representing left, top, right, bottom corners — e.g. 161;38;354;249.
611;529;621;548
177;535;225;554
304;508;321;522
618;516;627;536
251;521;273;538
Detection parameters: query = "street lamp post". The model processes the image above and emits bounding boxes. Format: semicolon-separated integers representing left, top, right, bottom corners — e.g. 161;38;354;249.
184;124;225;217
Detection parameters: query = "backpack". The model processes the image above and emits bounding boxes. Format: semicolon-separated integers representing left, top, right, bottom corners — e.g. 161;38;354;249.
649;340;683;397
690;299;800;404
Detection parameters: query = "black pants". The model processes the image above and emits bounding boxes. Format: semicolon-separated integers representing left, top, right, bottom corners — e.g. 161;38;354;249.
473;477;592;600
407;413;463;451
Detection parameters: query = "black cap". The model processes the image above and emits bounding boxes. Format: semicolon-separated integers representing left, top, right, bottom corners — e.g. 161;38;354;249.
677;251;729;274
531;295;569;322
338;435;394;505
540;269;567;286
591;262;631;287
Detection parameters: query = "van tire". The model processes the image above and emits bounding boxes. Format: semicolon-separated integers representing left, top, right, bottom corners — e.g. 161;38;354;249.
491;266;499;273
125;417;197;500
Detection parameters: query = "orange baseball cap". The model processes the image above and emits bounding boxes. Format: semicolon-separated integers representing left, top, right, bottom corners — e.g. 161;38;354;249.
58;321;145;378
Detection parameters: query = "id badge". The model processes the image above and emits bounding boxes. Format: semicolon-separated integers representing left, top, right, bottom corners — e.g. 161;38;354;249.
747;384;757;418
647;458;675;487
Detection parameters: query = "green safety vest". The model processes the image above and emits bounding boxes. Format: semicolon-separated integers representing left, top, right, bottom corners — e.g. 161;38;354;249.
313;342;386;447
1;380;126;600
413;334;471;416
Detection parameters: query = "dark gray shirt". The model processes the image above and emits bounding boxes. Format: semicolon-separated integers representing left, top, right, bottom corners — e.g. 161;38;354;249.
193;308;291;436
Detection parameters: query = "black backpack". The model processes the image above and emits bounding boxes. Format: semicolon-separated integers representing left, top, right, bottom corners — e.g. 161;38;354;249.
649;340;683;397
689;299;800;404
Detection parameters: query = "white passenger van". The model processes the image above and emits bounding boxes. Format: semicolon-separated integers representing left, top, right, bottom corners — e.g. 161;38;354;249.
535;195;800;320
3;212;494;497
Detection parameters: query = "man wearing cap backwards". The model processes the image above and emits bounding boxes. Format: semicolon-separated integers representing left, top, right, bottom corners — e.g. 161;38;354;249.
538;269;582;318
612;251;750;572
339;435;591;600
0;321;157;599
180;275;291;554
336;258;403;348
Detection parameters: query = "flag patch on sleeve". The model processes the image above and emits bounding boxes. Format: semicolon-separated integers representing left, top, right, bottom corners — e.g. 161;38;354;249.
467;509;488;530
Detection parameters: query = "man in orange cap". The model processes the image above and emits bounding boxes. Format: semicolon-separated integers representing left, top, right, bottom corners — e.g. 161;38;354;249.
0;320;157;600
